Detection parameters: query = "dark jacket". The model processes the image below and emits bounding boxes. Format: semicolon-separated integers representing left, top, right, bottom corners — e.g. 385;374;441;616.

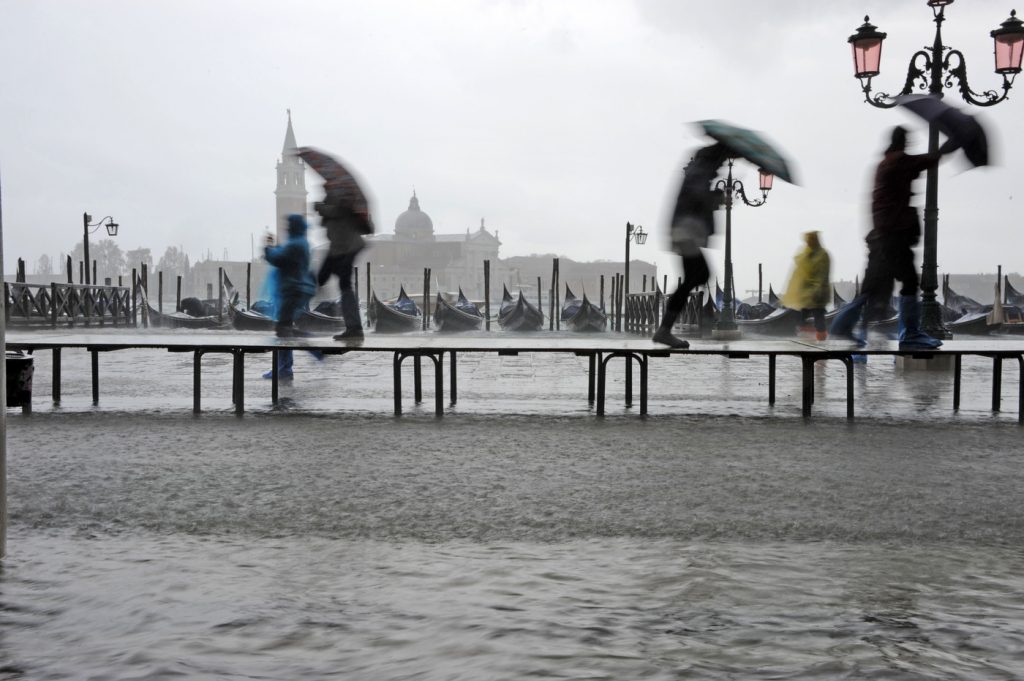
870;150;937;244
669;143;727;253
316;188;370;256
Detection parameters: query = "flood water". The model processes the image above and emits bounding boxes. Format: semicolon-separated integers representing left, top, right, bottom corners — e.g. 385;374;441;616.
2;333;1023;679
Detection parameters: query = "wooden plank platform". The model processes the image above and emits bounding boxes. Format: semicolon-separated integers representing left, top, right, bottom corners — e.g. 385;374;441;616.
6;331;1024;421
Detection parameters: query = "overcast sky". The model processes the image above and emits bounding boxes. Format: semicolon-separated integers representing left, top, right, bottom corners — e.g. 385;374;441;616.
1;0;1020;295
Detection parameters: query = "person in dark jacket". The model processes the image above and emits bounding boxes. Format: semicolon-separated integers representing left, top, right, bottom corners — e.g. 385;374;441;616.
315;186;370;341
653;143;729;348
830;126;955;348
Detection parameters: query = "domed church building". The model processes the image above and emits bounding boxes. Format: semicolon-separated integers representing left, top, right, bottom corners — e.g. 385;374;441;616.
355;191;505;301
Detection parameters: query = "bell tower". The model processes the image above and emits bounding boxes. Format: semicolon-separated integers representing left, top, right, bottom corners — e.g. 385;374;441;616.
274;109;307;243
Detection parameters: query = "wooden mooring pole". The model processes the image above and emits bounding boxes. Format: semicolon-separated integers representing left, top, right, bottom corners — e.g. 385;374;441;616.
484;259;491;331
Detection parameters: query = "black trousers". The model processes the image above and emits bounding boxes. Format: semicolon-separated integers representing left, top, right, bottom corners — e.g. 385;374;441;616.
800;308;826;332
662;252;710;328
318;251;362;330
861;236;918;323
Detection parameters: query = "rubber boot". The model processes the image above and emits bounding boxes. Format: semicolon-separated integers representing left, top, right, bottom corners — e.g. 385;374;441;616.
828;295;867;346
652;318;689;349
897;295;942;349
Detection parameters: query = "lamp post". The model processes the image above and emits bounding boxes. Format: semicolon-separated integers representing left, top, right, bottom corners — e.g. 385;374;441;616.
624;221;648;299
82;212;119;285
713;160;773;338
847;3;1024;338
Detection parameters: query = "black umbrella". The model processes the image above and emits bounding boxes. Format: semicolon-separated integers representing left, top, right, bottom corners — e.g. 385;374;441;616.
295;146;370;215
895;95;989;167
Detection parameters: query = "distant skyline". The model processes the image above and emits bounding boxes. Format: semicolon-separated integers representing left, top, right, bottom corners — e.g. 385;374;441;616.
2;0;1022;295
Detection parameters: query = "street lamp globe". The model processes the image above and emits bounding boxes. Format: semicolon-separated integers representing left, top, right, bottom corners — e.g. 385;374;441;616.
848;16;887;78
634;226;648;245
105;220;119;237
992;10;1024;74
758;169;774;193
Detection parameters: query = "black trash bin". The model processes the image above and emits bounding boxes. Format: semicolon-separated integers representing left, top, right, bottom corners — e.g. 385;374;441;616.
5;350;33;413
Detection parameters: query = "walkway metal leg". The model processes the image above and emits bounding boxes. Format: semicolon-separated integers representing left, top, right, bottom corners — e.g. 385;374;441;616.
435;353;444;417
587;353;596;404
52;347;61;404
993;356;1003;412
625;356;633;408
640;354;648;416
449;350;457;405
768;354;776;406
271;349;279;404
953;354;962;411
414;354;423;403
843;357;854;420
1017;356;1023;425
801;357;813;417
91;350;99;406
393;352;403;416
193;350;202;414
234;352;244;416
597;356;607;416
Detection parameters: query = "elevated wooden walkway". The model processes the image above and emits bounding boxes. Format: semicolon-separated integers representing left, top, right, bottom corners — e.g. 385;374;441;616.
6;331;1024;421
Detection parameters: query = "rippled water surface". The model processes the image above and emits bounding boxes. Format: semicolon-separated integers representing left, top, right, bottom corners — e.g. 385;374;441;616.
3;336;1024;678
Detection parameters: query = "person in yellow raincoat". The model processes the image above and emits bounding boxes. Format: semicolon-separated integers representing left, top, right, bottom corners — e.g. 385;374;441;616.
782;231;831;340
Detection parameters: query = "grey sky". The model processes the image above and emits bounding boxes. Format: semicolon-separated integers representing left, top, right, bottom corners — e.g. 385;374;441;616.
1;0;1020;295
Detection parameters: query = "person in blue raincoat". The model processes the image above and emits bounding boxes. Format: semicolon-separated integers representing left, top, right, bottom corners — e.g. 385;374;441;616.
263;214;320;379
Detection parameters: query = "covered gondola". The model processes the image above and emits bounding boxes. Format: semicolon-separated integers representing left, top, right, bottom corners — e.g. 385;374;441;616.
139;284;228;329
368;286;422;333
147;304;225;329
736;306;802;336
498;286;544;331
947;310;996;335
433;289;484;332
560;285;607;332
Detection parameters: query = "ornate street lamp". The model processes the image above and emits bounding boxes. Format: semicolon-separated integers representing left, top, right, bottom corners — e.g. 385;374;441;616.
624;221;647;300
847;3;1023;338
713;160;772;338
82;212;119;285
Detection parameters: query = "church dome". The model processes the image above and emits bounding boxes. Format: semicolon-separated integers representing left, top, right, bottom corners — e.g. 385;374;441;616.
395;191;434;240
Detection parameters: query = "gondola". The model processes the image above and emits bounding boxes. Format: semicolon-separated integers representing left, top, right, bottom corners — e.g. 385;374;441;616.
228;301;276;331
1004;276;1024;307
832;286;847;310
138;284;228;329
368;286;422;333
736;306;802;335
498;285;544;331
146;303;225;329
942;278;991;316
560;285;607;332
433;288;484;332
767;285;780;308
947;310;996;335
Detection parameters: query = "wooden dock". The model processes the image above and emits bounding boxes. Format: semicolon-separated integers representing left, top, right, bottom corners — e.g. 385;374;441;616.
6;331;1024;421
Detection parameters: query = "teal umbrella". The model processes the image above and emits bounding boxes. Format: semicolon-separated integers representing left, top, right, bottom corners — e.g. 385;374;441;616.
697;120;797;184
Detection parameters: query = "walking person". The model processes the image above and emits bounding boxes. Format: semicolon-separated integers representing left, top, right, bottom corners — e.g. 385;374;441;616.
653;143;730;349
782;230;831;341
830;126;955;349
315;184;371;341
263;213;319;380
